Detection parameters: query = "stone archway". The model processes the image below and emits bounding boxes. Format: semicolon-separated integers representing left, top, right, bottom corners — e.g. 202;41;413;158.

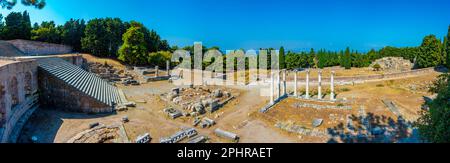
9;77;19;107
24;72;32;97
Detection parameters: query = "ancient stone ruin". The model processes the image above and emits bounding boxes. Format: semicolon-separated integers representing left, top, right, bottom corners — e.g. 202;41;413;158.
67;123;130;143
370;57;413;72
162;86;235;116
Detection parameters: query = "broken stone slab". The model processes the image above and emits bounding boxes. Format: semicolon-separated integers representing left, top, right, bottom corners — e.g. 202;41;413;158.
124;102;136;107
312;119;323;128
135;133;151;143
172;88;180;95
89;122;100;129
193;118;201;127
194;103;206;114
116;105;128;111
122;116;129;123
213;89;223;98
200;117;216;128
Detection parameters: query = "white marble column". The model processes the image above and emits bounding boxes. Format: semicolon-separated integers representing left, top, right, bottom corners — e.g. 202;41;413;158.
166;60;170;76
155;66;159;77
270;72;275;104
283;70;287;96
305;69;310;99
330;71;335;101
277;70;281;99
318;70;322;100
294;70;298;97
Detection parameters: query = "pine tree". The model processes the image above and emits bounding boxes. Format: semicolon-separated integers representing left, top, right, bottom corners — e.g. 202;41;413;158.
418;35;443;68
0;14;3;39
1;0;45;10
279;46;286;69
445;26;450;68
22;11;32;39
343;47;351;69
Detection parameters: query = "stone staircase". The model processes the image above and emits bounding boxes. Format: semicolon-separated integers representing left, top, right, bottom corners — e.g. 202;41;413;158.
37;58;127;107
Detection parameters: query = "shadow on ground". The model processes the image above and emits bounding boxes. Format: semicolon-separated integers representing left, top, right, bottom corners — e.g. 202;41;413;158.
17;107;116;143
327;113;423;143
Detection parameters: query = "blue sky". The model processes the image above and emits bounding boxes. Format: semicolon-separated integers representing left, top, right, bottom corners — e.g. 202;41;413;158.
1;0;450;52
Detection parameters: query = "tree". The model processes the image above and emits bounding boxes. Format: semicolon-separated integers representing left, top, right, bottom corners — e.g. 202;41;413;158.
1;11;31;40
343;47;352;69
82;18;108;56
1;0;45;9
372;63;381;71
417;35;443;68
147;51;171;67
416;73;450;143
118;26;147;65
0;14;4;39
31;21;61;43
279;46;286;69
445;26;450;68
129;21;168;53
60;19;85;51
82;18;126;57
367;49;380;61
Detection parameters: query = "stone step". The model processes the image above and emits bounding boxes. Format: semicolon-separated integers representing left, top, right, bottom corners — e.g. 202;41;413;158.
37;58;125;107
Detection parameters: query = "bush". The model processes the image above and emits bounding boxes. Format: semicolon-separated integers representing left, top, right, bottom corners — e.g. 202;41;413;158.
373;63;381;71
147;51;171;68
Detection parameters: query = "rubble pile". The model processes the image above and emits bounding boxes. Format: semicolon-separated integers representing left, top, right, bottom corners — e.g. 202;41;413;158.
163;86;235;116
370;57;413;72
88;62;132;83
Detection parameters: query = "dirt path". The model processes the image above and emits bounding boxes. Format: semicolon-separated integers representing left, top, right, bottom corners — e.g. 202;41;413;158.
215;85;297;143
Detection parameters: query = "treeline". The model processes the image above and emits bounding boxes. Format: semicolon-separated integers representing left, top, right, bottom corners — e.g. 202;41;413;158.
1;11;450;70
0;11;170;66
283;28;450;70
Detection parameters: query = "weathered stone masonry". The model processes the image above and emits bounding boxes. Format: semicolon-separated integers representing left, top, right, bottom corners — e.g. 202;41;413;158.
0;59;39;143
7;39;72;56
38;69;114;113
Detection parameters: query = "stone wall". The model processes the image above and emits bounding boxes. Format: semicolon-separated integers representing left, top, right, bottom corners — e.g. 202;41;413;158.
0;59;39;143
7;39;72;56
38;69;114;113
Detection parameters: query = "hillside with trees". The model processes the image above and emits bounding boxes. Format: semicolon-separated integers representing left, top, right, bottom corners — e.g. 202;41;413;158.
1;10;449;70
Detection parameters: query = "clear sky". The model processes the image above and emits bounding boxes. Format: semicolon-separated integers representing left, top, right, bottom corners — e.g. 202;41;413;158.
1;0;450;52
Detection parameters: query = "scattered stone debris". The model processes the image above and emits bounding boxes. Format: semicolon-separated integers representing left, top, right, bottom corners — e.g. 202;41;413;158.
161;86;236;116
68;123;129;143
160;128;198;143
122;79;140;86
214;128;239;142
292;103;352;110
275;122;327;137
135;133;152;143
